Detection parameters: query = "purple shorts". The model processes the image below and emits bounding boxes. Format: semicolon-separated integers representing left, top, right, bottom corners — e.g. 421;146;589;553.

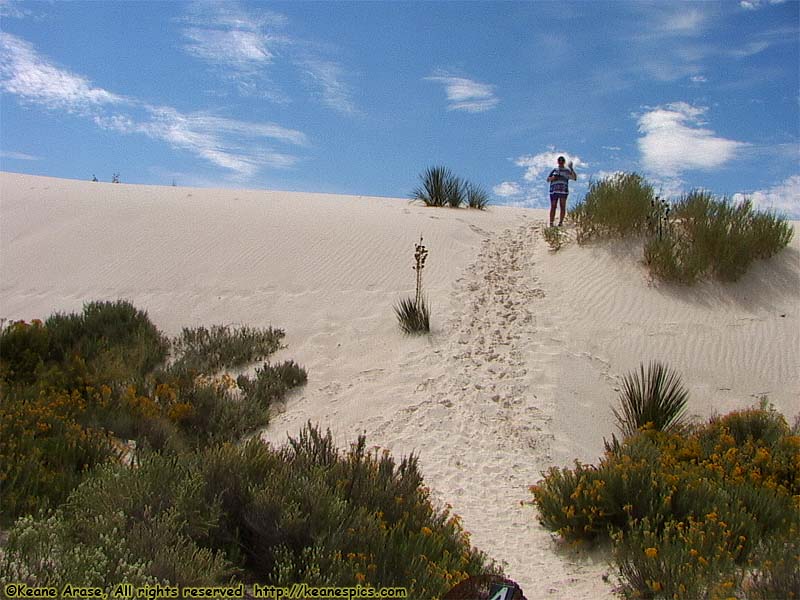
550;193;568;204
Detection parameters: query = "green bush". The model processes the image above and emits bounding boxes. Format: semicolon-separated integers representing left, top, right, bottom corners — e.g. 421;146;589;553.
570;173;655;242
569;175;794;284
0;303;304;524
2;426;498;596
531;393;800;598
645;192;795;284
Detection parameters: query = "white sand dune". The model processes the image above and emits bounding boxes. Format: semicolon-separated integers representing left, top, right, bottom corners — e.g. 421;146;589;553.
2;171;798;598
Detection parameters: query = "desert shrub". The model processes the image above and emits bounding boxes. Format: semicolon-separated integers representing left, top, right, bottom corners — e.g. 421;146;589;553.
0;320;50;385
542;225;566;251
2;426;498;595
237;360;308;408
171;324;284;374
0;456;231;588
46;300;169;376
465;182;490;210
612;516;741;599
647;191;796;284
0;387;119;524
531;392;799;598
570;173;655;242
570;176;793;284
0;303;304;524
643;233;704;284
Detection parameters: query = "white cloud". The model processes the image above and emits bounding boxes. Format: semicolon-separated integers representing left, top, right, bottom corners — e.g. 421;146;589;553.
1;32;307;178
491;150;588;209
0;32;124;113
425;72;499;113
740;0;787;10
493;181;522;197
514;151;586;182
733;175;800;218
690;75;708;83
637;103;747;178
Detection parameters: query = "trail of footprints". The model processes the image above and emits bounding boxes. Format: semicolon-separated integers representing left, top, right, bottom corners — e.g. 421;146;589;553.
370;220;566;573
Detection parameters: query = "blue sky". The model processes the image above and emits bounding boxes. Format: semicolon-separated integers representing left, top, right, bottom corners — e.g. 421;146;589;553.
1;0;798;216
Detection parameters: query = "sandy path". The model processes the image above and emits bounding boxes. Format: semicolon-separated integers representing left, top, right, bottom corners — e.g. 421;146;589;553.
265;220;615;598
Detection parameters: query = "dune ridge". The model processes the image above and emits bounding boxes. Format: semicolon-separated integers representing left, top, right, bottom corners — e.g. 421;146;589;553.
2;171;798;598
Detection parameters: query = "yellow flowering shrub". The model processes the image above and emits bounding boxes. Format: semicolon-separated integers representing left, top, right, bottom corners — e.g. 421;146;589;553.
531;402;799;598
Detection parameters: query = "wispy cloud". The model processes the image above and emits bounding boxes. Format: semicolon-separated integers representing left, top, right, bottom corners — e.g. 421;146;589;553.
0;150;40;161
637;103;747;178
177;2;357;115
0;32;124;113
1;32;307;178
178;1;287;97
733;175;800;218
425;71;499;113
297;58;358;115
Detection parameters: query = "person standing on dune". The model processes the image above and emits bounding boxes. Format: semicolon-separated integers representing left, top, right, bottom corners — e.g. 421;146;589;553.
547;156;576;227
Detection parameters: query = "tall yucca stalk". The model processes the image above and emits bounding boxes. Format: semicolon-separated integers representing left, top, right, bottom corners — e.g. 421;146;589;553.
394;237;430;334
613;361;689;438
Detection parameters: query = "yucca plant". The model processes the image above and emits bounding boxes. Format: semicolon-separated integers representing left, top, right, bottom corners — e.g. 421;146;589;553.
465;181;490;210
394;237;430;334
612;361;689;438
412;166;462;208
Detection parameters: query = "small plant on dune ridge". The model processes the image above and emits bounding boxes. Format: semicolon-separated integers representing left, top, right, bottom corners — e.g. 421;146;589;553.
412;166;490;209
412;166;461;207
465;181;490;210
542;225;566;251
394;236;430;334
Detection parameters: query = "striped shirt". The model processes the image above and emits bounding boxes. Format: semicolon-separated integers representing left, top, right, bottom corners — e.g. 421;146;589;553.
548;167;574;195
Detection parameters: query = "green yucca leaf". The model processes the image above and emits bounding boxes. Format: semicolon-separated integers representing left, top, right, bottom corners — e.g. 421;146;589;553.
613;361;689;438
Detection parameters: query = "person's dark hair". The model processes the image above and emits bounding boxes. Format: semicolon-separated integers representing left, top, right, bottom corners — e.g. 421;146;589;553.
557;156;565;162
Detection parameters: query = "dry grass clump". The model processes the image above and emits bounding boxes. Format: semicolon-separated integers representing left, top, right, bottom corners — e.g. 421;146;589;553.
531;364;799;598
542;225;567;252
